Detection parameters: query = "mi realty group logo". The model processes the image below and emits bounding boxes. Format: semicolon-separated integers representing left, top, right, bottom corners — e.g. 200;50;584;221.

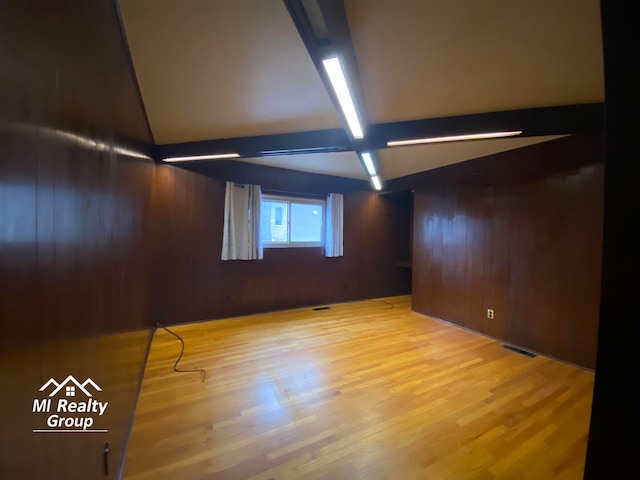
32;375;109;433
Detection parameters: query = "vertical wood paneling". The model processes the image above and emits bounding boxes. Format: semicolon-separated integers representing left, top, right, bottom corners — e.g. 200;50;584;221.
411;135;604;368
150;174;412;326
0;0;155;478
462;187;483;332
487;188;509;340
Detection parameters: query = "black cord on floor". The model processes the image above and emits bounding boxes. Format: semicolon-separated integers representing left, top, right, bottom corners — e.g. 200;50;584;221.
377;299;395;309
156;323;206;382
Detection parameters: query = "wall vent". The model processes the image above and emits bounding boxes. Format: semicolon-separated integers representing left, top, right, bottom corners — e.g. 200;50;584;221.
502;344;537;358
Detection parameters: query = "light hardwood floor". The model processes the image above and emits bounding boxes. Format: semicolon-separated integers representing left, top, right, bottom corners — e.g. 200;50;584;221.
123;296;594;480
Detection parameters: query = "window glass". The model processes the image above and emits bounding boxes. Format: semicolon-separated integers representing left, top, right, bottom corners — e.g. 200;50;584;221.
290;203;323;243
261;195;325;248
260;200;289;243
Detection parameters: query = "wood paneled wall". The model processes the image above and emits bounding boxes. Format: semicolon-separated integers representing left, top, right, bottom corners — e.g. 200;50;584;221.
152;164;411;326
0;1;154;478
411;135;604;369
0;3;411;476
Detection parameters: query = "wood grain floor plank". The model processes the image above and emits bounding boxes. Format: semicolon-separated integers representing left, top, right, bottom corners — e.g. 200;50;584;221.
123;296;594;479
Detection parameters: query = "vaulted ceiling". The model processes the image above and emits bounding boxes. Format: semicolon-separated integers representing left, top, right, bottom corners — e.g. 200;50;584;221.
118;0;604;185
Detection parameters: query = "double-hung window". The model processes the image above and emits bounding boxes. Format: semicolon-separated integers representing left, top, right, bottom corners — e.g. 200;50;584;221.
260;194;325;248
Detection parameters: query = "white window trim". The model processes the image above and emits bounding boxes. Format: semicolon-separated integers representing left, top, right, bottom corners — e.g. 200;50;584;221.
262;194;326;248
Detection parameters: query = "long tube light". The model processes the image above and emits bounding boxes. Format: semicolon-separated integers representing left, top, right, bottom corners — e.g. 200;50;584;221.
387;130;522;147
371;175;382;191
162;153;240;162
322;56;364;139
361;152;376;176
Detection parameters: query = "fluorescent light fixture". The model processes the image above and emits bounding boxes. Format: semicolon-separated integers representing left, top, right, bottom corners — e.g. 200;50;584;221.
371;175;382;191
387;130;523;147
322;56;364;139
361;152;376;176
162;153;240;162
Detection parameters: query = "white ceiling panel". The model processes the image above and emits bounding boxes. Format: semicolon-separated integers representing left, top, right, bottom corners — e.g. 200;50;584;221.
119;1;602;181
237;151;367;180
347;0;604;124
119;0;342;144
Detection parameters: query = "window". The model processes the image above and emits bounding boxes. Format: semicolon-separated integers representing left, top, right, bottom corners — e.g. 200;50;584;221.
261;195;325;248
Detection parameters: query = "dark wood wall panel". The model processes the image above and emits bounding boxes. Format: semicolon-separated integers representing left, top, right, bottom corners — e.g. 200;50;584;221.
411;135;604;369
1;0;155;478
152;165;411;326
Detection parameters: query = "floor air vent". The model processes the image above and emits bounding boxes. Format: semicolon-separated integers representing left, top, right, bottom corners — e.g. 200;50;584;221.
502;344;537;358
312;306;331;311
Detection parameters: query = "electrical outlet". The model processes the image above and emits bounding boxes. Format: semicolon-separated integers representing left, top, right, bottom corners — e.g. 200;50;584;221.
487;309;494;319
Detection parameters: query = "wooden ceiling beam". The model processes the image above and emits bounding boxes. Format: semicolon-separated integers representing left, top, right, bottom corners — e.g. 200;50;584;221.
154;127;350;162
153;103;603;162
366;103;604;150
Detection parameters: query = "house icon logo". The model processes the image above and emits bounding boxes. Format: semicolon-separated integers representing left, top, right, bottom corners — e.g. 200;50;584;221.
32;375;109;433
39;375;102;397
